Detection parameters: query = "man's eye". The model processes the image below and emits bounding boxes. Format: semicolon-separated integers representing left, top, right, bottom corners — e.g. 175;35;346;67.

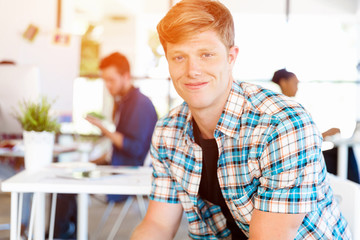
202;53;213;58
174;56;184;61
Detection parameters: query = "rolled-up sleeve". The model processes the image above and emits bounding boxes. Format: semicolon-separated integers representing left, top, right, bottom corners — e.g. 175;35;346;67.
254;111;324;214
149;126;180;204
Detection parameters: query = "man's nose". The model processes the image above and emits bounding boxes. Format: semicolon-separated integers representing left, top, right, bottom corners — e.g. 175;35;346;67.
187;57;202;78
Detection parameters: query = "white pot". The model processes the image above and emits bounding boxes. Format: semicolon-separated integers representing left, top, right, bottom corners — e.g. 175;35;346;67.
23;130;55;171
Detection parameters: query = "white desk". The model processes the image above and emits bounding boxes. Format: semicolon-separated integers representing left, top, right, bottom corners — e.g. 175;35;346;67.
1;165;152;240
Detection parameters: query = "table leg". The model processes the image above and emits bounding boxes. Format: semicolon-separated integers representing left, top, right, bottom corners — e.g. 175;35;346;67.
10;192;18;240
28;192;37;240
17;193;23;239
48;193;58;240
33;192;46;240
78;148;90;240
77;193;89;240
337;144;348;179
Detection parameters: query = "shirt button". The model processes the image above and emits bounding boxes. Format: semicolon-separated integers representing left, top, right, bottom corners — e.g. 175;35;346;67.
195;166;200;171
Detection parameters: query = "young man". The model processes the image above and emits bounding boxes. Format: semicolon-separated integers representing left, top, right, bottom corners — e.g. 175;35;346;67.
132;1;351;239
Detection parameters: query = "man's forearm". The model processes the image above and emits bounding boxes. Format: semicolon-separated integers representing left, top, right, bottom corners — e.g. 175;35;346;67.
90;153;109;165
102;129;124;149
248;209;304;240
131;220;176;240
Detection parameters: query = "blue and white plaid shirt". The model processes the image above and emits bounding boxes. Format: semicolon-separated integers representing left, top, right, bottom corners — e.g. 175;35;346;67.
150;81;351;239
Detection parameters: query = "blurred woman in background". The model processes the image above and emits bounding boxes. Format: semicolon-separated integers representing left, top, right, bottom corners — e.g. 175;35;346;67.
271;68;359;183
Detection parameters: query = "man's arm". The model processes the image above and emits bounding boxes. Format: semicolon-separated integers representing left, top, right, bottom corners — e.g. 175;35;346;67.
90;152;110;165
131;200;183;240
85;115;124;149
249;209;305;240
322;127;340;139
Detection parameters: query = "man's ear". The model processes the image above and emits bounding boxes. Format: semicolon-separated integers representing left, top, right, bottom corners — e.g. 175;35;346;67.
124;71;131;81
228;46;239;67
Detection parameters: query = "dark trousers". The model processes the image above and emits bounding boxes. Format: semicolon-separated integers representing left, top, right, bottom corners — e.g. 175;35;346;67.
323;147;360;183
54;194;77;239
53;193;128;238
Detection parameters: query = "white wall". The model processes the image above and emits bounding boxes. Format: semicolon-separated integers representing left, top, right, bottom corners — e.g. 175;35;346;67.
0;0;81;114
0;0;358;114
223;0;356;15
291;0;357;15
357;0;360;121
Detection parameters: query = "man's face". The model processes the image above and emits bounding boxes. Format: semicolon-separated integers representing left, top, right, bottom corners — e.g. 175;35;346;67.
281;75;299;97
101;65;127;97
166;30;238;111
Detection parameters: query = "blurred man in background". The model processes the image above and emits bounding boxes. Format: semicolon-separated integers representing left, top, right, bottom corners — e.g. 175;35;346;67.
55;52;157;239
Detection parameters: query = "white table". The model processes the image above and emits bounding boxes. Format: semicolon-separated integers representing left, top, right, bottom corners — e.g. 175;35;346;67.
1;165;152;240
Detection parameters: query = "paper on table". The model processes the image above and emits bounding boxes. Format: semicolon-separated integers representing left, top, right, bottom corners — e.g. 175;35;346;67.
56;169;125;180
97;166;152;175
50;161;97;171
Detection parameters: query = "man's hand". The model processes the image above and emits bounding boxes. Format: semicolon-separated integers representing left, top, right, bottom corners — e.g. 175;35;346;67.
322;128;341;139
85;115;124;149
85;115;107;133
249;209;305;240
131;200;183;240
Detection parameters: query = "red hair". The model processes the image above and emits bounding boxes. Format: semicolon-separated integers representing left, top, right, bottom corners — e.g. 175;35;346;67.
157;0;235;53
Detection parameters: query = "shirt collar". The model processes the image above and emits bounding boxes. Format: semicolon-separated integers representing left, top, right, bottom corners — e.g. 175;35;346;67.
116;86;137;104
215;81;245;139
182;105;194;144
182;81;245;142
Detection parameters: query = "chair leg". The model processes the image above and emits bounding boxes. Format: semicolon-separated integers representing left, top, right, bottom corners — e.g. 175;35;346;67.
136;195;146;218
92;200;115;240
106;196;134;240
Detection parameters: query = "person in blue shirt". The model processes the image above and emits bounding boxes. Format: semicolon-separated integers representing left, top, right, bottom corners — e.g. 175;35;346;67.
86;52;158;201
54;52;157;239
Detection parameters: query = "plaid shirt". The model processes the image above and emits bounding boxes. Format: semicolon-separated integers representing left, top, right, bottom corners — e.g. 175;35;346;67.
150;81;351;239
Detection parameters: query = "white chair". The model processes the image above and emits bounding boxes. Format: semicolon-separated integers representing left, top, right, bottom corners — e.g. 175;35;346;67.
92;152;152;240
328;174;360;239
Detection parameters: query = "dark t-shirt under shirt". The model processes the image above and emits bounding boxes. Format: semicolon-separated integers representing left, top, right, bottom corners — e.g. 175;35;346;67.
193;121;247;240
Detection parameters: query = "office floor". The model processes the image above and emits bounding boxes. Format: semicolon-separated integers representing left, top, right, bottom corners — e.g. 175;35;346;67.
0;193;189;240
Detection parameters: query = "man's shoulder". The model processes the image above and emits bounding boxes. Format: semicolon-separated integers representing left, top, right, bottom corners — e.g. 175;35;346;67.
156;102;189;129
236;81;307;118
131;88;157;113
134;88;153;104
151;103;189;145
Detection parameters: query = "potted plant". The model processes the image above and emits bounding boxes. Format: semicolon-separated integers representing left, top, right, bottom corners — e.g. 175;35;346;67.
13;96;60;171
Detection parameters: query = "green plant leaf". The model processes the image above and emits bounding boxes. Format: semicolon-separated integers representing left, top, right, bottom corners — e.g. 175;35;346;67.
12;96;61;133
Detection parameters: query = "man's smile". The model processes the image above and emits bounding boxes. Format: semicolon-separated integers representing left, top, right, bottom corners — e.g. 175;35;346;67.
184;81;209;90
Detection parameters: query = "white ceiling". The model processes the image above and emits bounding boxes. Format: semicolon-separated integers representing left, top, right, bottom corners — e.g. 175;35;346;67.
72;0;359;23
